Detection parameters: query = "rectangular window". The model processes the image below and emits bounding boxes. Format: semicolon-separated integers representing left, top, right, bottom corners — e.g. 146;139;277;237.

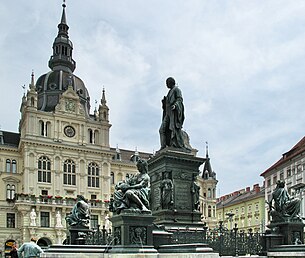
7;213;15;228
41;190;48;196
267;178;271;187
287;168;291;177
41;212;50;227
280;172;284;180
297;164;302;173
91;214;98;229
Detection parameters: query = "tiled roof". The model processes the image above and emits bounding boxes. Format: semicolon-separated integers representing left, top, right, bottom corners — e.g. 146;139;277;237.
216;185;265;208
0;131;20;147
260;136;305;177
110;147;152;163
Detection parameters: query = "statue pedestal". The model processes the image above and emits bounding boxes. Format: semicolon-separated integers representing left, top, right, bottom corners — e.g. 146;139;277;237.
268;220;304;245
261;220;304;254
68;226;92;245
148;148;205;228
110;211;157;253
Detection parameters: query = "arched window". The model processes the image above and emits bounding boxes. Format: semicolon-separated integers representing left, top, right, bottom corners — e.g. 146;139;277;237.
39;120;49;137
64;159;76;185
208;205;212;217
12;160;17;173
88;129;94;144
39;120;45;136
6;159;11;172
110;172;115;185
38;156;51;183
88;162;99;187
6;184;15;200
208;188;211;198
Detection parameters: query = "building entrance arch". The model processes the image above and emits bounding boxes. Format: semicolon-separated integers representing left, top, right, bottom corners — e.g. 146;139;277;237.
37;237;52;248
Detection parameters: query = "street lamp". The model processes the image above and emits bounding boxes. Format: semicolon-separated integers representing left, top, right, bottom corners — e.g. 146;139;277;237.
226;212;235;230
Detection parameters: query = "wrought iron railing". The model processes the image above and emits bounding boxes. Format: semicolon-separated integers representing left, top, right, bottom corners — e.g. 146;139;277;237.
205;222;263;256
65;220;263;256
84;225;112;245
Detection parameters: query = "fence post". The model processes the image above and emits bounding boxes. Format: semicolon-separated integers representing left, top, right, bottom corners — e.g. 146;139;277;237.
233;223;238;257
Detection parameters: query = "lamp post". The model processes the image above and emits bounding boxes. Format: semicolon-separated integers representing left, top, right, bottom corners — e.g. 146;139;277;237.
226;212;235;230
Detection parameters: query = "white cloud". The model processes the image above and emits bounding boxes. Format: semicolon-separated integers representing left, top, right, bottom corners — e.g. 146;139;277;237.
1;0;305;195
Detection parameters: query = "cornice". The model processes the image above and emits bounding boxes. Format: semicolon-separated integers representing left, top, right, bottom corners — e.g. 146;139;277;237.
19;139;114;157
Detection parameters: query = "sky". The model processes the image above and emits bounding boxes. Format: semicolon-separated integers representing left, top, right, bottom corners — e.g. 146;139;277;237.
1;1;305;196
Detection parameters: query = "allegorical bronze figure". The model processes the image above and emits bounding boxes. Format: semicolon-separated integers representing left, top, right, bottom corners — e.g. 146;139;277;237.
268;180;301;222
66;195;91;227
110;159;150;214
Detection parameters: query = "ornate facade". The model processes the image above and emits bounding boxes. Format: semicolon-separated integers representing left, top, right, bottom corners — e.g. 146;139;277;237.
0;3;150;256
0;3;218;256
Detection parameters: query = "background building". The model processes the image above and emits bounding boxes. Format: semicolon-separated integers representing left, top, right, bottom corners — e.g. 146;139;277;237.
216;184;265;232
198;145;218;229
260;136;305;225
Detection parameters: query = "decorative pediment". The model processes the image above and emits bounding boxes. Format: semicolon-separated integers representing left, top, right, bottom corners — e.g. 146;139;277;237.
2;175;20;183
55;85;84;115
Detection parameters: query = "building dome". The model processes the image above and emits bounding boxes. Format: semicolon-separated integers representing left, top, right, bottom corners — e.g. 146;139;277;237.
36;70;90;115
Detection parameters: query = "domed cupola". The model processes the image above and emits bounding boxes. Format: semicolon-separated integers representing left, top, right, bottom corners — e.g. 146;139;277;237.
35;2;91;116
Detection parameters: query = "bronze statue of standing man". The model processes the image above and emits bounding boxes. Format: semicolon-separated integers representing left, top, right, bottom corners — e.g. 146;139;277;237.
159;77;185;149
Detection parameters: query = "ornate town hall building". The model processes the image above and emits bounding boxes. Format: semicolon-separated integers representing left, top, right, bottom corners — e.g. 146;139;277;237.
0;3;217;255
0;3;151;255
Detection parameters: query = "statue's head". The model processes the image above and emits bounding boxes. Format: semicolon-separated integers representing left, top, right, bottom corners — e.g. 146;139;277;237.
276;180;285;188
137;159;148;174
77;195;87;202
166;77;175;88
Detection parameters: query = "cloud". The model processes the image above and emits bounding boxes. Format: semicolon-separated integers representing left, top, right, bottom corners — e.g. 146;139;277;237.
1;0;305;195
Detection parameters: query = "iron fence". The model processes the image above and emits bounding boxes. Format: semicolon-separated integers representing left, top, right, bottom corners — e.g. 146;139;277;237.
206;222;263;256
69;222;263;256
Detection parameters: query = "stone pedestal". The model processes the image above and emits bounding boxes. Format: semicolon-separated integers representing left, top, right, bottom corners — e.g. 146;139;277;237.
148;148;205;228
268;221;304;245
261;220;305;255
110;211;157;253
68;226;92;245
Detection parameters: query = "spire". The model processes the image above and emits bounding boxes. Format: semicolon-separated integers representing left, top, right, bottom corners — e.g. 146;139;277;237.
101;87;107;106
30;70;35;90
48;1;76;73
61;0;67;25
99;87;109;122
202;141;216;180
205;141;209;158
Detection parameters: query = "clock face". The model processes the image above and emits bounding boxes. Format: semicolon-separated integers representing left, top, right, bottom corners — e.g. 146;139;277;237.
64;126;75;137
65;100;75;112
